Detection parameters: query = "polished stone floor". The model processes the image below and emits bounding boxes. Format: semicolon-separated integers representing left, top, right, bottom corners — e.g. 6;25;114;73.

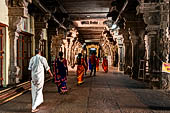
0;66;170;113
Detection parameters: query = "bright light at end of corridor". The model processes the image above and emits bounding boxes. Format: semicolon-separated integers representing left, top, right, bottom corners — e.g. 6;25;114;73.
111;24;117;30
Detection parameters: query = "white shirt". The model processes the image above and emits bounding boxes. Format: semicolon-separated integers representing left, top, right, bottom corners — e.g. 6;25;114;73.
28;54;50;87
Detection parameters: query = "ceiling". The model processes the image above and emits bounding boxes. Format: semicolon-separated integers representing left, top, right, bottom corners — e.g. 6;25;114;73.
61;0;112;43
62;0;111;20
38;0;139;44
72;19;107;43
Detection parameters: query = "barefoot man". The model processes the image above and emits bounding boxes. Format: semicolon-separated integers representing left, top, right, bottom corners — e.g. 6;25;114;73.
28;49;53;112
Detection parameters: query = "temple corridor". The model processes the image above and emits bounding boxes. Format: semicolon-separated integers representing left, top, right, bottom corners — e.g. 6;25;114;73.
0;0;169;112
0;67;170;113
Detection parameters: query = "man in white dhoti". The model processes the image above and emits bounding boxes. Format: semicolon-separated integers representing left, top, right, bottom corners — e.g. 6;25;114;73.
28;49;53;112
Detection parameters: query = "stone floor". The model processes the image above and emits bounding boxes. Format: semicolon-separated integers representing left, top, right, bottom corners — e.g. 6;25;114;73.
0;66;170;113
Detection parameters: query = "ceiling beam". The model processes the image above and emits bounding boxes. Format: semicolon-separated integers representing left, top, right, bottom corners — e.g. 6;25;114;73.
56;0;67;13
67;12;108;14
114;0;128;24
77;27;105;31
85;39;100;43
79;32;102;35
33;0;67;30
79;35;102;39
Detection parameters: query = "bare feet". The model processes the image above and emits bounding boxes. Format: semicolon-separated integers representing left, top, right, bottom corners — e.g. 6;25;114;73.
31;108;39;113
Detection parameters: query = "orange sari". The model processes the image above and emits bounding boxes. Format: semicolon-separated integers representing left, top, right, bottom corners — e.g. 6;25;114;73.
77;58;85;84
102;58;108;73
96;58;99;71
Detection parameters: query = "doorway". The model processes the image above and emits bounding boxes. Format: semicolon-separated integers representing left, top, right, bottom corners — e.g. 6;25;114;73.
17;33;32;82
89;48;97;55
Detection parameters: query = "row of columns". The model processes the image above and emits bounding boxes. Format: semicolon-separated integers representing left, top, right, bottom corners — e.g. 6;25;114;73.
7;0;67;85
59;28;82;66
8;2;32;84
119;1;169;88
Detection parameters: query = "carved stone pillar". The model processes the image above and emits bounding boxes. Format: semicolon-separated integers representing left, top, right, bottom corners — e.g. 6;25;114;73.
121;30;132;74
130;29;146;79
69;38;75;66
8;8;27;84
139;1;169;88
65;40;69;61
34;14;49;49
129;30;139;79
115;35;124;71
51;35;62;57
140;3;162;72
138;30;146;61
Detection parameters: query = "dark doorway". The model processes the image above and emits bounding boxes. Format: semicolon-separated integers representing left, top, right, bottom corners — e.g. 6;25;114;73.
17;33;32;82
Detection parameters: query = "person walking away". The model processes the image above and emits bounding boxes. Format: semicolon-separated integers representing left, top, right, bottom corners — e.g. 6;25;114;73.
89;55;92;70
28;49;53;113
96;57;99;71
53;52;68;94
84;54;88;75
76;53;86;85
90;52;97;76
102;56;108;73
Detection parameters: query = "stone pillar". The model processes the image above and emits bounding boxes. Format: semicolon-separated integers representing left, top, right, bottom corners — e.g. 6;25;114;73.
48;26;58;65
140;3;162;73
47;35;53;66
129;29;146;79
129;29;139;79
69;38;75;66
68;38;72;64
66;40;69;63
121;30;132;74
8;7;27;84
139;1;169;88
138;30;146;61
108;43;114;66
62;39;67;59
51;34;63;58
34;14;49;49
116;35;124;71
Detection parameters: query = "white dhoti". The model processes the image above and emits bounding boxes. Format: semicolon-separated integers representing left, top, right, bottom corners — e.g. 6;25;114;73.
31;81;44;110
28;54;50;110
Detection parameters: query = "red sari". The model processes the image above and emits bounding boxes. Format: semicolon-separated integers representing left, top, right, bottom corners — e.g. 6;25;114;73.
102;58;108;73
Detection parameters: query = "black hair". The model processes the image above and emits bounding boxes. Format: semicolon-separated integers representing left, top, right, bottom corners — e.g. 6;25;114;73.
78;53;82;57
35;49;40;54
59;52;63;57
77;53;82;65
92;51;96;55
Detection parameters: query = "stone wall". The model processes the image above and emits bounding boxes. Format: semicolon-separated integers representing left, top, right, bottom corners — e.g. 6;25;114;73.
0;0;8;25
0;0;9;87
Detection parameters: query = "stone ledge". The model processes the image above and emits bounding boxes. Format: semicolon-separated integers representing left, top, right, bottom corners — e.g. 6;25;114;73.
35;22;48;29
8;7;28;18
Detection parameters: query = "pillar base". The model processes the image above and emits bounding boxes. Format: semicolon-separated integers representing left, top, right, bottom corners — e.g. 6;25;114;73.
9;66;20;85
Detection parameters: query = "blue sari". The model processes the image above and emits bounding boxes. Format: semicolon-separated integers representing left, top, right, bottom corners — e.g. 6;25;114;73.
89;58;92;70
54;58;68;94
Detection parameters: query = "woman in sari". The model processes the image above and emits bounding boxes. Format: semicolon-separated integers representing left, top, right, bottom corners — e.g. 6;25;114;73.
84;54;88;75
102;56;108;73
88;57;91;71
53;52;68;94
96;57;99;71
76;53;86;85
